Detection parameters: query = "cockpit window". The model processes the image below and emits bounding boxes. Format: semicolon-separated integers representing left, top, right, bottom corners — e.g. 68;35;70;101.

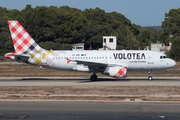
160;56;169;59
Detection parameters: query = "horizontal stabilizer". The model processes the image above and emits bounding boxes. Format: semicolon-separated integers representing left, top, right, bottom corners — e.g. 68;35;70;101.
5;52;30;61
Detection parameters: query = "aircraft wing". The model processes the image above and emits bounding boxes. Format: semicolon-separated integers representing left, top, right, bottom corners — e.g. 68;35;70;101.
74;60;108;66
70;59;129;76
72;59;129;68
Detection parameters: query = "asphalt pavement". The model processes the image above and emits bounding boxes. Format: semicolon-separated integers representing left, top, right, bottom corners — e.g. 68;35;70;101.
0;77;180;86
0;101;180;120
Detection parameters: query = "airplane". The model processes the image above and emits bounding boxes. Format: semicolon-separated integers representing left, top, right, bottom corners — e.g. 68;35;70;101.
5;21;176;81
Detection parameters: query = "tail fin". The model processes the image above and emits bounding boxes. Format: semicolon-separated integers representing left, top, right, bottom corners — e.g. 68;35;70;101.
8;21;43;55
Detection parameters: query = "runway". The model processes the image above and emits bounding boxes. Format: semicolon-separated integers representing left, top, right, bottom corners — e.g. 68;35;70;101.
0;77;180;86
0;101;180;120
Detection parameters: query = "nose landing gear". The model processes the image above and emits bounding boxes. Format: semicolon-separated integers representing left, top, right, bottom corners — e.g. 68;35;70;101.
148;70;153;80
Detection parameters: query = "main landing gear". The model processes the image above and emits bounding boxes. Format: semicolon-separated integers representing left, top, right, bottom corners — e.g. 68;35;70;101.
90;74;97;81
90;71;98;81
148;70;153;80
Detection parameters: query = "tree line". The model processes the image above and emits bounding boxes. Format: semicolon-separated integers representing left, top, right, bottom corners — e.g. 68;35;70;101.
0;5;179;61
161;8;180;61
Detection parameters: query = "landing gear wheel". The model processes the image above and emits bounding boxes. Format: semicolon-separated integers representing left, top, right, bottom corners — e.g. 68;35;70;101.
148;76;153;81
90;75;97;81
148;70;153;81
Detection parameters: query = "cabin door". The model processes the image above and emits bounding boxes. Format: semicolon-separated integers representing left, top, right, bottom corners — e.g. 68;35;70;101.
148;52;154;68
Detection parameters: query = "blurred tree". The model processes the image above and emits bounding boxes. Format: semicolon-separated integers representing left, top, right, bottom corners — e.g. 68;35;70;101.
169;36;180;61
161;8;180;60
138;29;155;49
0;4;165;55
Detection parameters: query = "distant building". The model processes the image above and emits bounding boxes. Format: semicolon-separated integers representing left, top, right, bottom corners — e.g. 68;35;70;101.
72;43;85;51
99;36;117;50
150;42;172;53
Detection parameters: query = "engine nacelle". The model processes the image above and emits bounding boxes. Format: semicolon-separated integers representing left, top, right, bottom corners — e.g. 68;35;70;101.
72;65;90;72
108;66;127;78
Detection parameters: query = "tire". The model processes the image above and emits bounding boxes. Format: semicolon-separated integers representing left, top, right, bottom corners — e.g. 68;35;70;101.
148;76;153;81
90;75;97;81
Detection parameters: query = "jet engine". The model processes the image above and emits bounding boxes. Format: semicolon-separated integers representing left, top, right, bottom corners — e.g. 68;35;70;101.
108;66;127;78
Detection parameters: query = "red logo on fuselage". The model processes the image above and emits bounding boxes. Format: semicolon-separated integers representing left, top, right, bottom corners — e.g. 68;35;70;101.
66;58;71;63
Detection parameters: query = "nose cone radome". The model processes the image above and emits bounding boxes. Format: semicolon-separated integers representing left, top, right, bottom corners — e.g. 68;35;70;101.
170;60;176;68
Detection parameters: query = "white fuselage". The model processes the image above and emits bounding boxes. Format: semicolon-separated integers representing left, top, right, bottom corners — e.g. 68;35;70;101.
42;50;176;72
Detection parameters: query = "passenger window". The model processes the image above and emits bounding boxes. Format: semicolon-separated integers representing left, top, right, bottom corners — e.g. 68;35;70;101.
163;56;166;59
160;56;162;59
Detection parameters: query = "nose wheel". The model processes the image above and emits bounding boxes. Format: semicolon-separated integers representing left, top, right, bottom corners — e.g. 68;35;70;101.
148;76;153;80
90;74;97;81
148;70;153;80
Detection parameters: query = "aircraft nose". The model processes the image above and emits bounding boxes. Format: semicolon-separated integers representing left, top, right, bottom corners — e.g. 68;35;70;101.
170;60;176;68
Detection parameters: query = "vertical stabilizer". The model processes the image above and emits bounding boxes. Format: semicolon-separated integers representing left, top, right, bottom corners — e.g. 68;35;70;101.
8;21;43;55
